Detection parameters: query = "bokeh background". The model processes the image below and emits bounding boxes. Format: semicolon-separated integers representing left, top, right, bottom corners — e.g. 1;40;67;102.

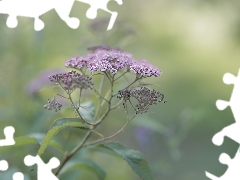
0;0;240;179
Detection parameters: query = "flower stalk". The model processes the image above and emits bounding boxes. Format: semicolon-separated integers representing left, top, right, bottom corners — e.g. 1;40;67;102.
42;45;166;177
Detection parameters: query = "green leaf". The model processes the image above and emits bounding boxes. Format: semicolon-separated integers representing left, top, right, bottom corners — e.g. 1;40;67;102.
37;118;89;156
0;134;65;154
79;101;95;122
97;142;154;180
48;141;65;152
28;133;65;153
0;136;38;154
59;159;106;180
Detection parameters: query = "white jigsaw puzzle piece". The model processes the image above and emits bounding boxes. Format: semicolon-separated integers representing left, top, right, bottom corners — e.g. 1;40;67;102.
206;69;240;179
0;0;123;31
211;70;240;146
216;69;240;121
0;126;14;173
77;0;123;30
212;122;240;146
0;0;80;31
0;156;23;180
24;155;60;180
0;126;21;179
0;160;8;171
206;148;240;180
13;172;24;180
0;126;15;146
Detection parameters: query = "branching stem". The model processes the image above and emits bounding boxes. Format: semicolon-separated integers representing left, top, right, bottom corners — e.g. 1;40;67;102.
94;75;105;120
114;70;128;82
53;70;141;177
84;115;136;147
68;94;95;126
54;129;92;176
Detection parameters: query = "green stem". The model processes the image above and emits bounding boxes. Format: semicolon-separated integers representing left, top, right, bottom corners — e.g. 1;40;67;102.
84;115;136;147
94;75;105;120
54;71;137;177
78;89;82;107
114;70;128;82
110;99;123;109
112;78;139;97
54;94;69;100
68;94;95;126
93;74;114;126
54;130;92;176
92;87;109;102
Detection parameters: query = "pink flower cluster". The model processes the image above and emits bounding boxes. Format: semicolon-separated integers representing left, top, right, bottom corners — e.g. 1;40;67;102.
49;71;93;91
64;56;86;69
65;47;161;77
129;60;161;77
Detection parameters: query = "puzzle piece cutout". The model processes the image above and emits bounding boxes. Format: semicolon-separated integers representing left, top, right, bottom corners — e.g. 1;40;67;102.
0;160;24;180
0;160;8;171
77;0;123;30
205;69;240;179
0;126;15;146
0;0;122;31
24;155;60;180
216;70;240;121
0;126;60;180
206;148;240;180
13;172;24;180
0;126;24;180
211;70;240;146
0;0;79;31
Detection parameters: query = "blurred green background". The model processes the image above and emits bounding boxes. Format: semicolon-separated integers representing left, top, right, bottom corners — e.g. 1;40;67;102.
1;0;240;179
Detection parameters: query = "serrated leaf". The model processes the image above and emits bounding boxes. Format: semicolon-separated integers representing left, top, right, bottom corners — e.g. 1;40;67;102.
28;133;65;153
59;159;106;180
48;141;65;152
97;142;154;180
79;101;95;122
37;118;89;156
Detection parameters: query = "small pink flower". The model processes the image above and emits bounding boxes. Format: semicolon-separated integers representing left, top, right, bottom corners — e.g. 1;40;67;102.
49;71;93;91
129;60;161;77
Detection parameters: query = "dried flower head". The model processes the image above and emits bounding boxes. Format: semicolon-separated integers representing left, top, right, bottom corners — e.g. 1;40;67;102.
49;71;94;91
117;87;165;114
44;98;62;112
129;60;161;77
131;87;164;114
117;89;132;101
